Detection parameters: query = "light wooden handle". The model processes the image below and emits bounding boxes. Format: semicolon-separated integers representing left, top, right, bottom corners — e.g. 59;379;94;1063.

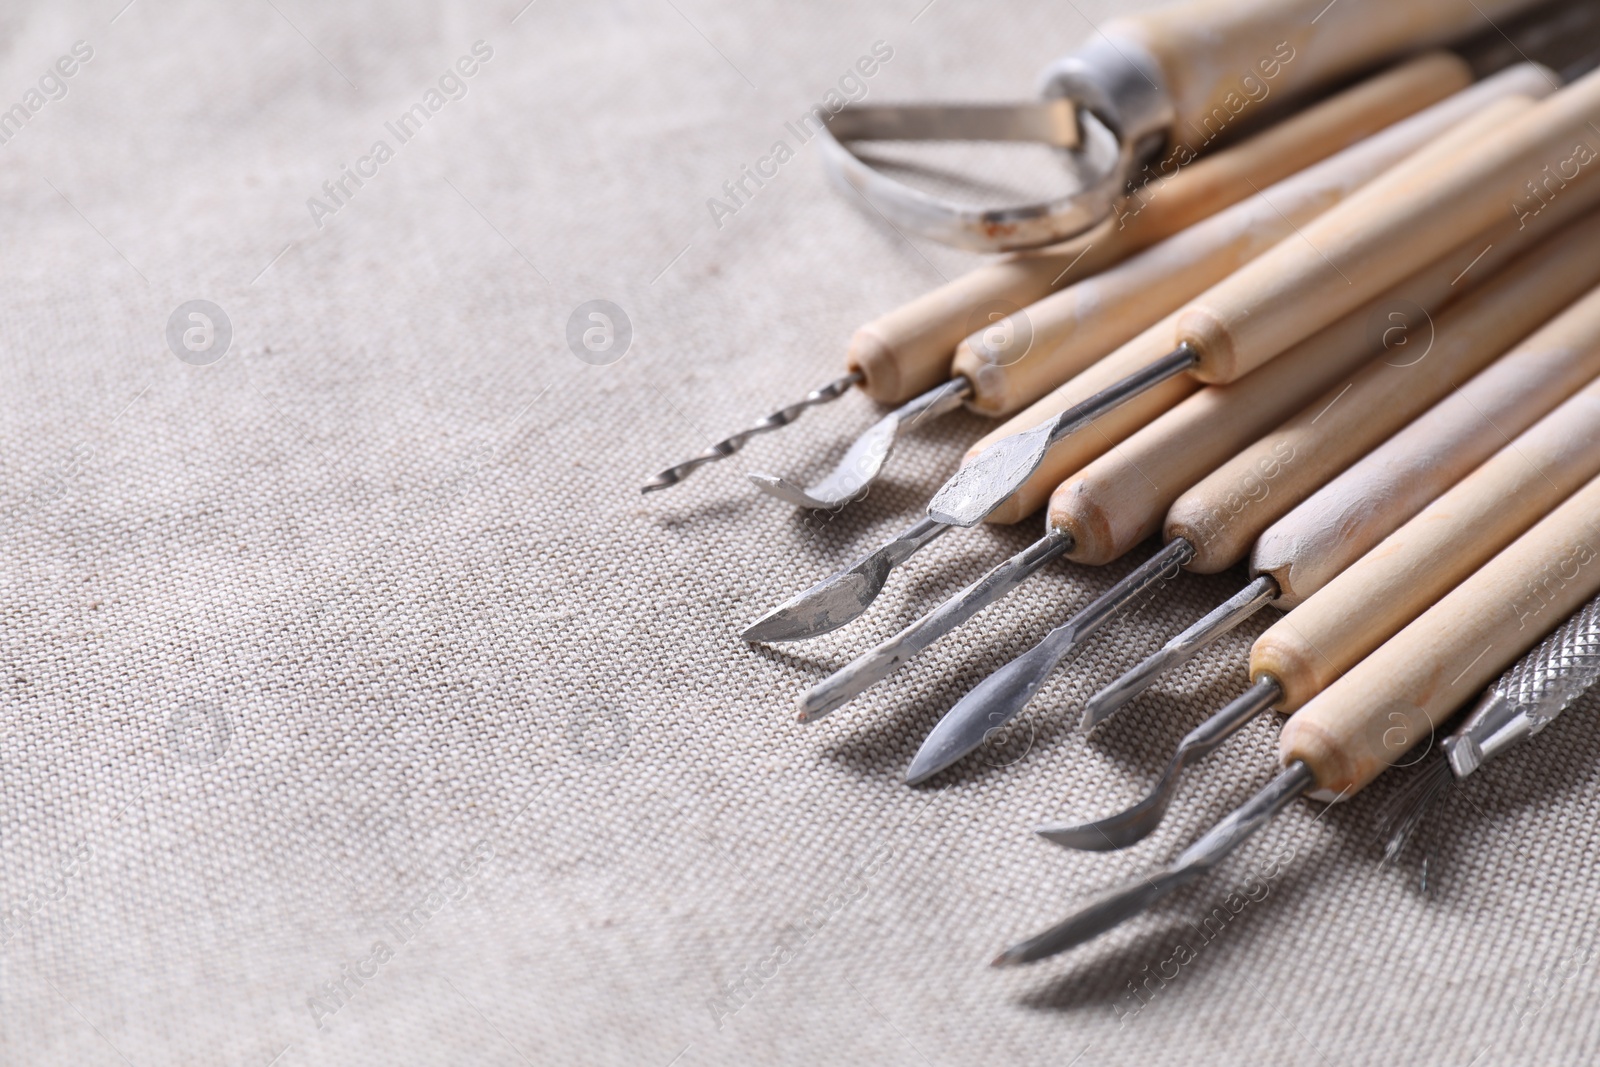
1167;203;1600;572
1279;470;1600;798
950;54;1482;417
1256;374;1600;713
1256;283;1600;606
1111;0;1541;153
845;53;1473;404
1175;67;1600;384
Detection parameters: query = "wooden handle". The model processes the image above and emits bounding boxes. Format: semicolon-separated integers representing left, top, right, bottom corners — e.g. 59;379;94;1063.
950;54;1486;417
845;53;1473;404
1111;0;1542;152
1167;202;1600;573
1255;374;1600;713
1256;282;1600;606
1279;470;1600;798
1175;67;1600;385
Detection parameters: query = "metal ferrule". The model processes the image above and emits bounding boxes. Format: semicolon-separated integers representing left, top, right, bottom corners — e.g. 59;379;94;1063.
1442;692;1534;780
1037;33;1174;186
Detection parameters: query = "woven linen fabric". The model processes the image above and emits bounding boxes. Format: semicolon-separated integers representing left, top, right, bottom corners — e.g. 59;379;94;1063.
1;0;1597;1063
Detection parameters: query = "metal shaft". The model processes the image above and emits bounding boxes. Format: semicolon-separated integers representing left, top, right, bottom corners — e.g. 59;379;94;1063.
797;530;1074;721
643;370;863;493
1081;573;1279;729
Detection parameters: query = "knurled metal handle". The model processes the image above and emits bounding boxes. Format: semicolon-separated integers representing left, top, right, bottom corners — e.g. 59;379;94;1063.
1492;595;1600;732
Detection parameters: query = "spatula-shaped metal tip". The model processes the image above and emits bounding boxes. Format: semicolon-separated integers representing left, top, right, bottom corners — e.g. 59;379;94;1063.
741;564;888;644
740;516;950;643
905;637;1072;784
926;423;1056;528
748;379;972;511
929;344;1198;526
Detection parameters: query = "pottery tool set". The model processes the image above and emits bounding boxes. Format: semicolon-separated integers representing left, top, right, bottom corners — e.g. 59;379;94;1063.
645;0;1600;966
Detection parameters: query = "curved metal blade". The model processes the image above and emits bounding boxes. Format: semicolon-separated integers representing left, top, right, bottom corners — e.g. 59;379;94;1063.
994;762;1314;965
1037;678;1283;851
740;516;949;643
748;378;972;510
796;531;1073;722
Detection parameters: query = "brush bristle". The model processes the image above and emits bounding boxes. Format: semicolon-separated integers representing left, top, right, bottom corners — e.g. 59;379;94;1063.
1377;756;1455;867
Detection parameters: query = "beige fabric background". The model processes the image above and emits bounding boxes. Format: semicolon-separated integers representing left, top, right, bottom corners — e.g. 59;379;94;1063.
1;0;1597;1063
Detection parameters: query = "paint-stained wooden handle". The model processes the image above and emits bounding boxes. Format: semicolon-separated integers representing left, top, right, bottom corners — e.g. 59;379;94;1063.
1176;67;1600;385
1256;375;1600;713
1167;204;1600;572
1256;283;1600;607
1109;0;1540;147
846;53;1473;403
949;54;1488;417
1279;470;1600;798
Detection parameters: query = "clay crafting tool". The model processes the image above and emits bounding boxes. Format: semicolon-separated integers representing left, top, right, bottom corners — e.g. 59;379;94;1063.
928;64;1600;533
795;140;1568;721
902;207;1600;784
820;0;1549;251
748;58;1483;509
646;57;1473;498
741;78;1567;641
1041;371;1600;850
994;470;1600;964
1379;592;1600;863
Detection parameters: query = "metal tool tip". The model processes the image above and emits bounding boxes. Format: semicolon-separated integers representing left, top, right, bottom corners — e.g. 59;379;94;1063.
990;948;1027;968
903;756;944;787
925;426;1054;528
